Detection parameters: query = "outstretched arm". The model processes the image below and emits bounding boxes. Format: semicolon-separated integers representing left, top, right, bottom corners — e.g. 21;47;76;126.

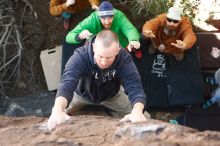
117;10;140;43
47;50;88;131
66;12;99;44
180;18;197;50
47;96;70;131
118;53;150;122
142;14;164;38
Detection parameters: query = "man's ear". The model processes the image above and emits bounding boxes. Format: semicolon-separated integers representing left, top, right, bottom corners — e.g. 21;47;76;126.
92;43;95;51
114;46;120;54
118;45;122;51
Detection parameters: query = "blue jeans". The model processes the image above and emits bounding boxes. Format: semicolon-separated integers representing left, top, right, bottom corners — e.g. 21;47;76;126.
62;12;72;19
203;88;220;108
211;88;220;104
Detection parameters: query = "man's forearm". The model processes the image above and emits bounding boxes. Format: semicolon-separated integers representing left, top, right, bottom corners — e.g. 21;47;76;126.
53;96;68;112
132;102;145;113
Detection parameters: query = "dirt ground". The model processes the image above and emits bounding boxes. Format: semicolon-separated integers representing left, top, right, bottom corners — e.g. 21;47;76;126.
1;115;220;146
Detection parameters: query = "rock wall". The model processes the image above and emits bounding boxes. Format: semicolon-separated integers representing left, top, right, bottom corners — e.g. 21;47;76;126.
0;115;220;146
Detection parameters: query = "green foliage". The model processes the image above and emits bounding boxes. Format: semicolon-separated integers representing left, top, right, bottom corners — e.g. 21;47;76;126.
110;0;174;18
179;0;200;21
111;0;199;22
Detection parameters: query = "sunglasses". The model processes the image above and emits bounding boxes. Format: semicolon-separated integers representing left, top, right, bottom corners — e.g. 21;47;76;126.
167;18;179;23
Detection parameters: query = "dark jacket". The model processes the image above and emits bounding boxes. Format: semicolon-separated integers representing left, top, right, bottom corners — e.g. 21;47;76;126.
56;36;147;107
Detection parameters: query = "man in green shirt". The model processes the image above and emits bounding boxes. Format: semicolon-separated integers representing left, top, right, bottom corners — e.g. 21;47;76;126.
62;1;141;72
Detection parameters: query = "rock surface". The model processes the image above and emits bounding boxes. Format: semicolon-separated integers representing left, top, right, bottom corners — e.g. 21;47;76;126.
0;115;220;146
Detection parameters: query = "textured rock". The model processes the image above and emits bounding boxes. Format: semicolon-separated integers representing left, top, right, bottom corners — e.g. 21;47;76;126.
0;115;220;146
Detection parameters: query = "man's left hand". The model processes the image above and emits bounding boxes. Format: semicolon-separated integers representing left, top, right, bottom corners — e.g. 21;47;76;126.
120;111;147;122
171;40;186;50
127;41;140;52
120;102;150;122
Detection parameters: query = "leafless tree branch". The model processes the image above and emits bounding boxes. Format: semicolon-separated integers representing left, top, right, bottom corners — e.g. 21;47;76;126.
0;0;38;101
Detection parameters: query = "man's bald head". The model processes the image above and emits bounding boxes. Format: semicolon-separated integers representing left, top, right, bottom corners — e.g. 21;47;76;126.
93;30;120;69
94;30;120;49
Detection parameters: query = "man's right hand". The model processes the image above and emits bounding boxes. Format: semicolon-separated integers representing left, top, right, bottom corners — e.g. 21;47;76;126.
143;29;155;38
66;0;75;7
47;96;70;131
79;30;93;40
47;107;70;131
